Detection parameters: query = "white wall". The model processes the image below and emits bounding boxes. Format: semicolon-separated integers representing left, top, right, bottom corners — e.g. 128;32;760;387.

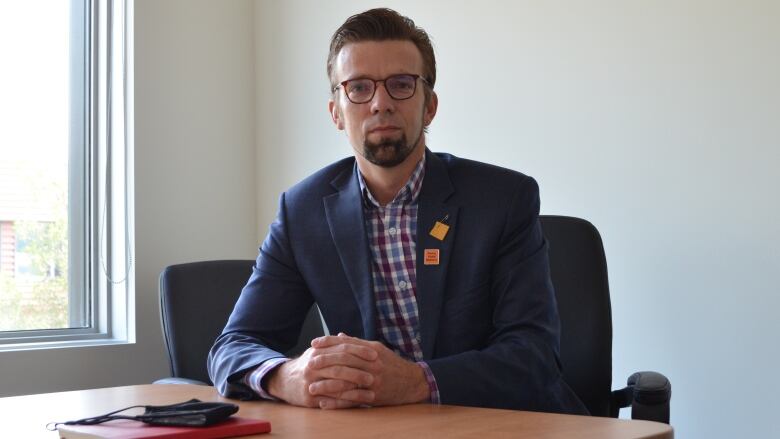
255;1;780;438
3;2;777;437
0;0;258;396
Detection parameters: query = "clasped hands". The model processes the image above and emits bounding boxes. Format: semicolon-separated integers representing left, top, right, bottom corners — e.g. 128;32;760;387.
266;333;430;409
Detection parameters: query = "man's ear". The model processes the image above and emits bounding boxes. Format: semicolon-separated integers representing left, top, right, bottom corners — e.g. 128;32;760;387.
423;91;438;127
329;99;345;130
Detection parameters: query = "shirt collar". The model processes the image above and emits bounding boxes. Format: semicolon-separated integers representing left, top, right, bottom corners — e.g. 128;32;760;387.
357;154;426;208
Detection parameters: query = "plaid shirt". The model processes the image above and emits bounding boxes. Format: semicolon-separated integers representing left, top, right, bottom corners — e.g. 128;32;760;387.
246;156;439;404
357;155;440;404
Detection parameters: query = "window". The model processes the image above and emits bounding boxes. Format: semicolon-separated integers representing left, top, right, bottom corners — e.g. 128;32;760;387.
0;0;133;348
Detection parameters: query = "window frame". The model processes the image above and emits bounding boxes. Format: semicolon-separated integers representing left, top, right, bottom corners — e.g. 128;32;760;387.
0;0;133;349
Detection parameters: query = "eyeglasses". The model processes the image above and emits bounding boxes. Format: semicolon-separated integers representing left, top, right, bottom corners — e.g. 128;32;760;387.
333;74;429;104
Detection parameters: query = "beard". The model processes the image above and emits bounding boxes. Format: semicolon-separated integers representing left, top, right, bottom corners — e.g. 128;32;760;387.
361;124;424;168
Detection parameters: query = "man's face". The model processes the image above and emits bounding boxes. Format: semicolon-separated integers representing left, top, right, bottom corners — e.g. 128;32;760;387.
329;40;437;168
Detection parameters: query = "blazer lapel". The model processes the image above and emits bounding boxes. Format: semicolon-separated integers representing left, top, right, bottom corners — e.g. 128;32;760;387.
323;163;376;340
416;150;458;359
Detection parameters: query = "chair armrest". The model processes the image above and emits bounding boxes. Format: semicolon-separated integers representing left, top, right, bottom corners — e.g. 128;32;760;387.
611;371;671;424
153;377;210;385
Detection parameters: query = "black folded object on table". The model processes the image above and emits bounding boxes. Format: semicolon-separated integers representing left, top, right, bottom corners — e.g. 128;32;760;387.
48;399;238;430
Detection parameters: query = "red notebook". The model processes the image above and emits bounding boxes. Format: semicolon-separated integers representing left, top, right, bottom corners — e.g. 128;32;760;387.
57;417;271;439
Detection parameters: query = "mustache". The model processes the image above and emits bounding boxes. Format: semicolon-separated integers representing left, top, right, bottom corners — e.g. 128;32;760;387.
365;117;400;131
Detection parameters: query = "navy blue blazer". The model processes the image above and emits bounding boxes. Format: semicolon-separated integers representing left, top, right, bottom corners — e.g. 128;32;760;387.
208;150;586;414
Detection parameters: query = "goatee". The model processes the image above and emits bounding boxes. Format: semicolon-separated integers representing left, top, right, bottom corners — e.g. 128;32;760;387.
362;135;414;168
361;126;423;168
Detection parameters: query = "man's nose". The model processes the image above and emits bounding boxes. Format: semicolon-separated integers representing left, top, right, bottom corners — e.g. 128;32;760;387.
370;82;395;114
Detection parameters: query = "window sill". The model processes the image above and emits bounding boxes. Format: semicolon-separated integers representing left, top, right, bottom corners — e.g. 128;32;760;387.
0;337;133;353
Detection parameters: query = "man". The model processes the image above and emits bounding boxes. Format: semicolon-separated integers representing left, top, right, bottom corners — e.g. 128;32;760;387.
208;8;586;414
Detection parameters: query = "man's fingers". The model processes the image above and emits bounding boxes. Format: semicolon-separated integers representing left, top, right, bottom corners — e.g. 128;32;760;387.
309;378;357;395
316;397;363;410
311;334;360;347
312;334;375;349
308;379;376;404
310;337;379;361
310;351;382;373
314;364;374;387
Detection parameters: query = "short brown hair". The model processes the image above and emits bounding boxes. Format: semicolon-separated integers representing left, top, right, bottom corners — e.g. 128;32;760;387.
327;8;436;93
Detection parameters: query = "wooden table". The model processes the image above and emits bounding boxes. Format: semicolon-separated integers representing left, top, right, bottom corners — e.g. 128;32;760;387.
0;384;673;438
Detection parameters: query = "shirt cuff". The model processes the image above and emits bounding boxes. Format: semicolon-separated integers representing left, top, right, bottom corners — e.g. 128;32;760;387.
416;361;441;404
243;357;289;400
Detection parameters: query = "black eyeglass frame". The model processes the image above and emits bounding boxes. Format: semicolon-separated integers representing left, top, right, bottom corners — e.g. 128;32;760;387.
332;74;431;104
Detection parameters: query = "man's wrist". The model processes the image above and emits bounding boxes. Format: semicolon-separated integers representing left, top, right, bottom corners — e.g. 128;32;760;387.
415;361;440;404
244;357;289;401
414;365;430;403
266;360;288;401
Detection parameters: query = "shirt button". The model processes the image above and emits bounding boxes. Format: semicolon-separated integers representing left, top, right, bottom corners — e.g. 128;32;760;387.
389;227;397;235
415;334;422;343
398;280;407;289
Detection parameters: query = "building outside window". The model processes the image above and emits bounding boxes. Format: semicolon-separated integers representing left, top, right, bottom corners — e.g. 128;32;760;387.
0;1;72;332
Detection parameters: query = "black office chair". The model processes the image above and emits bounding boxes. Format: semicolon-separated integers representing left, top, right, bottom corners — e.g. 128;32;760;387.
540;215;671;423
154;259;324;385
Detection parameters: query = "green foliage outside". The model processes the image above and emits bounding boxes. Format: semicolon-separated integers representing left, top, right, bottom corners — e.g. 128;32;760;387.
0;219;69;331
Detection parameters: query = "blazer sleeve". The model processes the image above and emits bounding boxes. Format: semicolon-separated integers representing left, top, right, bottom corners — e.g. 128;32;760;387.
426;177;587;414
207;192;314;399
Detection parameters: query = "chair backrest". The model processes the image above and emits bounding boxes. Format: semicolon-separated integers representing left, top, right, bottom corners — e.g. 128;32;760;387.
539;215;614;417
159;260;323;383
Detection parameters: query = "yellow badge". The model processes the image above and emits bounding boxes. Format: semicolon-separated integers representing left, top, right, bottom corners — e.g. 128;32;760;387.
429;221;450;241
